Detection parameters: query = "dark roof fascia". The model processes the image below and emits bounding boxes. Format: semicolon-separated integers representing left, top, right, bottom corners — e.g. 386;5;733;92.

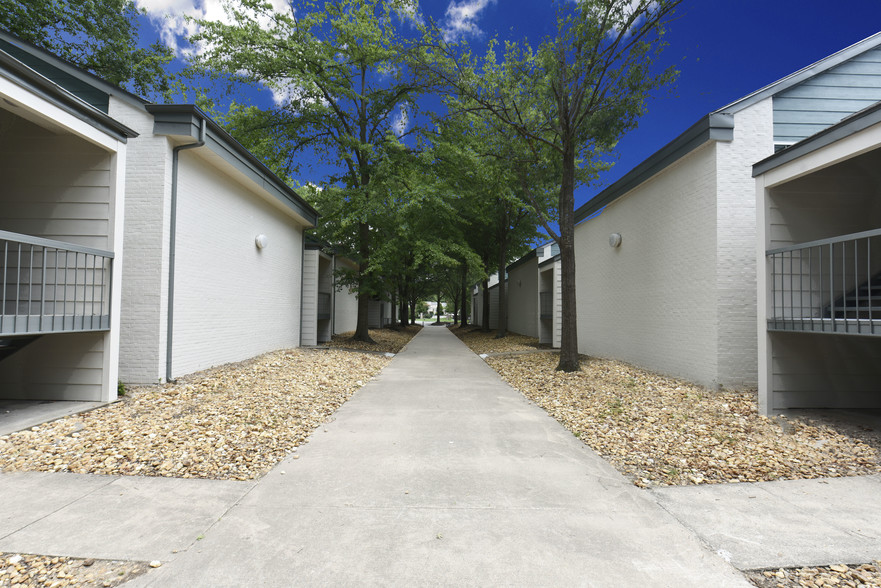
574;113;734;223
753;101;881;177
717;31;881;115
0;29;148;111
146;104;319;227
506;249;537;273
0;49;137;141
539;253;561;268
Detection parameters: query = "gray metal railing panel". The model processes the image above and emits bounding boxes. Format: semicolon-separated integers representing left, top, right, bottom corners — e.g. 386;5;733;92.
0;231;113;337
767;230;881;335
317;291;331;320
539;291;552;319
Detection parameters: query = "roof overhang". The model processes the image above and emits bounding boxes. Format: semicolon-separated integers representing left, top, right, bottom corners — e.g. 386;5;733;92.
753;101;881;184
574;113;734;223
0;48;137;146
146;104;319;228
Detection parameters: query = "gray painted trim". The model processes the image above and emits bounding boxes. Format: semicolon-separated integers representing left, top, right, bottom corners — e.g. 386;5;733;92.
717;32;881;115
538;254;561;268
146;104;319;227
506;249;537;272
574;113;734;223
166;119;207;384
0;29;149;111
766;227;881;256
753;101;881;177
573;33;881;225
0;49;137;141
0;230;115;258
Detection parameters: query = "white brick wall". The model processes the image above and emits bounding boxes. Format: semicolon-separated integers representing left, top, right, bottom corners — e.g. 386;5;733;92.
714;99;774;388
109;98;173;384
574;142;721;387
169;150;305;377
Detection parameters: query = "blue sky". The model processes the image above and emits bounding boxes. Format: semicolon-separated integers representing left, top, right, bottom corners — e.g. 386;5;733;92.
135;0;881;209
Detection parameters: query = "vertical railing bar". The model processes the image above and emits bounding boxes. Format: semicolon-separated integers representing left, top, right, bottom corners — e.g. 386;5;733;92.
90;254;97;330
62;250;69;319
40;247;47;333
789;251;795;327
73;251;79;329
771;254;776;327
798;250;804;330
869;237;874;335
14;244;21;333
829;243;835;332
27;245;34;331
842;240;847;330
106;255;113;329
854;239;859;332
1;241;7;334
99;254;105;322
808;247;813;331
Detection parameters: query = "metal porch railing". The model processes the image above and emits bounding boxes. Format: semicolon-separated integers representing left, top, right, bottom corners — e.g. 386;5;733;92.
540;291;552;320
317;291;331;321
766;228;881;335
1;230;114;336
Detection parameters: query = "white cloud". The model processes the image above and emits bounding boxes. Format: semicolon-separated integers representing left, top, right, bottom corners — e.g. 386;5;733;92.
135;0;292;56
391;103;411;137
442;0;496;42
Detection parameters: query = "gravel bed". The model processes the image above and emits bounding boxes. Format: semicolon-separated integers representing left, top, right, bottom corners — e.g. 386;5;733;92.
746;561;881;587
0;552;148;587
455;334;881;487
0;348;392;480
326;325;422;354
451;326;544;354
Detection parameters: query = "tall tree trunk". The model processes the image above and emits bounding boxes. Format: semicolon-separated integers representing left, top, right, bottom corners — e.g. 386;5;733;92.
409;299;416;325
390;286;397;328
354;221;374;342
460;266;469;328
557;143;579;371
481;279;490;332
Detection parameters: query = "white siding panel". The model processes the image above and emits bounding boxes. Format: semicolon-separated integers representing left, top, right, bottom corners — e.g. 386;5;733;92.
301;249;319;346
774;48;881;144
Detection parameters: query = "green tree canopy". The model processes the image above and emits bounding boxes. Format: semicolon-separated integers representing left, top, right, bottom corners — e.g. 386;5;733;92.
0;0;174;98
191;0;429;341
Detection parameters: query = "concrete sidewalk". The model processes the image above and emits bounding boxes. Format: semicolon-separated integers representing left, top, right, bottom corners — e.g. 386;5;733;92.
126;326;748;587
1;326;877;585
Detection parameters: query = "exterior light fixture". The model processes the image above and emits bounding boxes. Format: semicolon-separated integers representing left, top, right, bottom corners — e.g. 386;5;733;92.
255;234;268;249
609;233;622;248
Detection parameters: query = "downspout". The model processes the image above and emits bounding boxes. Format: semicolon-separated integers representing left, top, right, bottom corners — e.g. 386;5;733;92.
166;117;206;383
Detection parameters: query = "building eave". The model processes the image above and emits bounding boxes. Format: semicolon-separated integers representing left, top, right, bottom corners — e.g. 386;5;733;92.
0;48;137;142
146;104;319;228
753;101;881;177
0;29;148;112
574;113;734;223
716;31;881;115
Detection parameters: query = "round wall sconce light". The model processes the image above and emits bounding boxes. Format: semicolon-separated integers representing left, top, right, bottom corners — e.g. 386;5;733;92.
609;233;622;248
255;234;268;249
